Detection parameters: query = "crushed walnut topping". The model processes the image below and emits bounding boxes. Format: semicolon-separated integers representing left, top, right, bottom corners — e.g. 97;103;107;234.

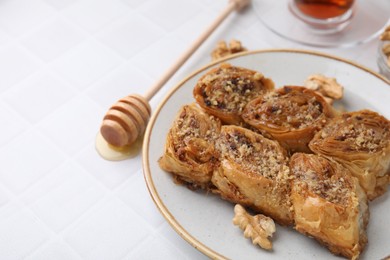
317;113;390;153
198;65;270;114
172;105;220;162
233;204;276;250
246;89;325;130
218;128;287;179
291;155;353;205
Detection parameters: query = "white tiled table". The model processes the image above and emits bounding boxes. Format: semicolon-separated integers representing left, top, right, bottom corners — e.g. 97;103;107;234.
0;0;387;259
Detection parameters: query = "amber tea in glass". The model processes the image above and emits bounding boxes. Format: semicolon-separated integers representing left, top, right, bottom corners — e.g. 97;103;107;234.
289;0;356;33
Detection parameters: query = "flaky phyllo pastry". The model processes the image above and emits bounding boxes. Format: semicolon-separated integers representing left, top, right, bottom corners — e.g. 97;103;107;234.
193;63;274;125
212;125;293;225
290;153;368;260
309;110;390;200
242;86;335;153
158;103;221;188
158;64;390;259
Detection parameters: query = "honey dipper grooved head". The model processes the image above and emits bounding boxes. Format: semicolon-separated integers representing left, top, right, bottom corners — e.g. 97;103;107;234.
100;94;151;147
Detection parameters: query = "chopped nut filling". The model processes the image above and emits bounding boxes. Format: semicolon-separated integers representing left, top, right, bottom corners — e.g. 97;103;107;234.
317;112;390;153
291;155;353;205
218;128;286;178
194;64;274;118
247;88;325;129
172;105;220;163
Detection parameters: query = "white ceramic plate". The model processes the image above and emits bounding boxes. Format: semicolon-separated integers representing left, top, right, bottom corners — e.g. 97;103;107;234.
143;49;390;260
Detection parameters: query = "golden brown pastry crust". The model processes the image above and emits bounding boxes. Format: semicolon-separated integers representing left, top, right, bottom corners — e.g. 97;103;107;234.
309;109;390;200
290;153;369;260
158;103;221;187
193;63;274;125
242;86;335;153
212;125;293;225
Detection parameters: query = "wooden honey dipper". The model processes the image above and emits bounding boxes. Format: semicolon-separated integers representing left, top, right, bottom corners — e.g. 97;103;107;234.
100;0;250;149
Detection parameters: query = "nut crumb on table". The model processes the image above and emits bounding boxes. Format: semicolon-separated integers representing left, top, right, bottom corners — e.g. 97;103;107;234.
211;39;247;61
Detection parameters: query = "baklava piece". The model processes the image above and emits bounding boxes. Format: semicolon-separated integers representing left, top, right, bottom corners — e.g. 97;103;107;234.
290;153;369;260
212;125;293;225
242;86;335;153
309;109;390;200
193;63;274;125
158;103;221;188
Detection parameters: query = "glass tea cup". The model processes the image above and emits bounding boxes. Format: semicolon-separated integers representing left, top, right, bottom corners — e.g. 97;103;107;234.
289;0;356;34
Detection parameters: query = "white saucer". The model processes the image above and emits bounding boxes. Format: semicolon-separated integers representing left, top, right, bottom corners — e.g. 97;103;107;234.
252;0;390;48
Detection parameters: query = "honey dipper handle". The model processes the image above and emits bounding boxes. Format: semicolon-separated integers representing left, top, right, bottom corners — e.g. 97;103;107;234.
143;0;250;101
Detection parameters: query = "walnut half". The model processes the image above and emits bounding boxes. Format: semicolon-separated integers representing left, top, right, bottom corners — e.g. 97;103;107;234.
232;204;276;250
380;25;390;41
304;74;344;104
211;39;247;61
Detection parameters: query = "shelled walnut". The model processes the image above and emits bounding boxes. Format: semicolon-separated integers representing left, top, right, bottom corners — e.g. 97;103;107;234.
380;25;390;41
211;39;247;61
304;74;344;104
232;204;276;250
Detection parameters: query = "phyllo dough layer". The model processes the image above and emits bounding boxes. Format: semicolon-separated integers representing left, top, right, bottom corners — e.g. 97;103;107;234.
158;103;221;188
309;109;390;200
212;125;293;225
242;86;335;153
193;63;274;125
290;153;368;260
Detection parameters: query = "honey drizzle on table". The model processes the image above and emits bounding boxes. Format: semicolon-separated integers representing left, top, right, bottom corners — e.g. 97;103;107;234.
95;131;142;161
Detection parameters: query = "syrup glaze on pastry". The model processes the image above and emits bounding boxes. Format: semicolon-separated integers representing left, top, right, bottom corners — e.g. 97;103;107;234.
290;153;368;260
309;109;390;200
158;103;221;188
193;63;274;125
242;86;335;153
212;125;293;225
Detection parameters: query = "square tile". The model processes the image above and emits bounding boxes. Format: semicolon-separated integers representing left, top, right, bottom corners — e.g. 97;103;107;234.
0;204;49;260
120;0;149;8
26;239;82;260
97;14;165;59
25;162;105;232
160;222;207;259
3;72;76;123
117;173;165;228
0;28;10;46
125;234;188;260
76;144;140;189
65;197;150;260
42;0;80;10
0;103;29;146
37;95;104;155
52;40;123;88
0;185;10;207
130;34;188;79
0;0;55;37
21;18;85;62
0;130;66;194
87;61;153;108
0;45;40;91
140;0;202;31
63;0;130;33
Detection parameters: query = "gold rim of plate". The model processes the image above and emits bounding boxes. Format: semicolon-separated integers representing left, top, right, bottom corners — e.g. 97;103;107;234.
141;48;390;259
